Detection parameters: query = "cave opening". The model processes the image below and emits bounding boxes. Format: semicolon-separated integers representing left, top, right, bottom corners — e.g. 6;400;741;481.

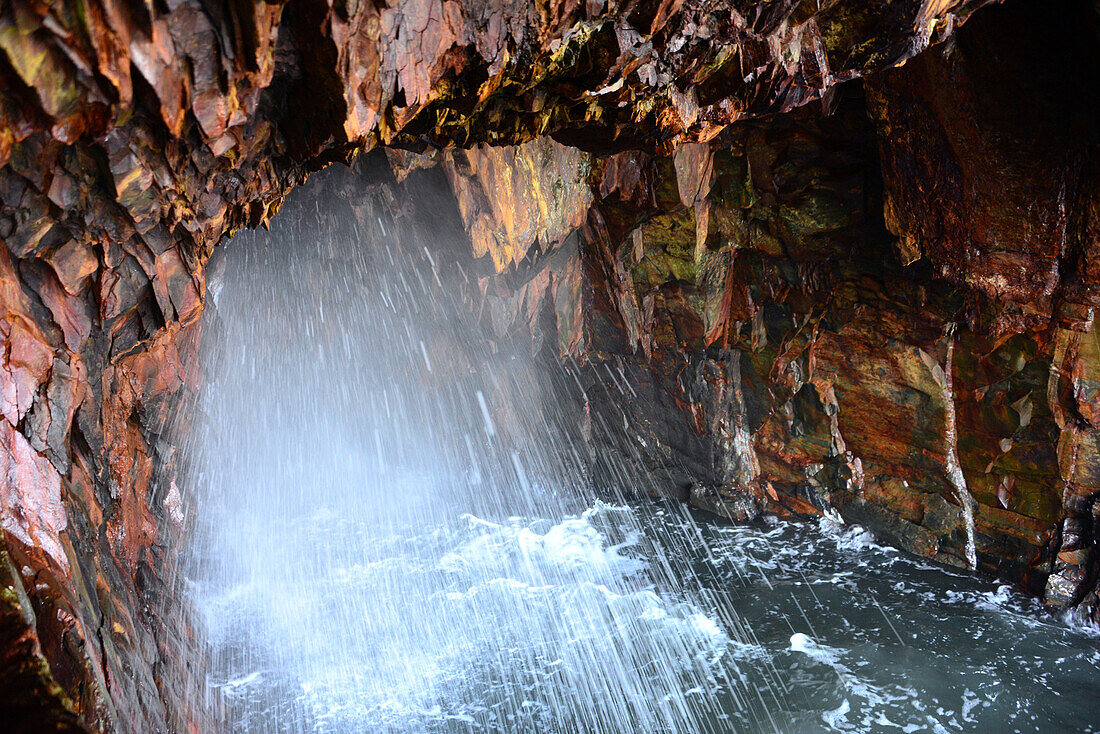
177;160;1100;733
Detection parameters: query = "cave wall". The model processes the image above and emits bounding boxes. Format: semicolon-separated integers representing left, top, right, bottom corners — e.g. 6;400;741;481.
430;1;1100;614
2;0;1098;731
437;80;1084;587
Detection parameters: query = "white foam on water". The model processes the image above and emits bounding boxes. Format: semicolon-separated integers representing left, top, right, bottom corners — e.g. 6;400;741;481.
787;632;963;733
203;499;746;733
789;633;839;665
440;507;647;585
816;516;892;555
822;699;851;729
186;169;1100;734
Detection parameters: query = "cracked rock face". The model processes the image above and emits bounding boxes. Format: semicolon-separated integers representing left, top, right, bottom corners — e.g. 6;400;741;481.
2;0;1099;730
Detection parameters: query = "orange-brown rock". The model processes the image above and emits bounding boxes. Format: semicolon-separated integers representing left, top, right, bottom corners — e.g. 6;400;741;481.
2;0;1098;731
422;0;1100;628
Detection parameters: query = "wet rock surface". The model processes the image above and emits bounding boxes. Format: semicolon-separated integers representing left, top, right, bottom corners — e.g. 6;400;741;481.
438;42;1100;622
1;0;1099;730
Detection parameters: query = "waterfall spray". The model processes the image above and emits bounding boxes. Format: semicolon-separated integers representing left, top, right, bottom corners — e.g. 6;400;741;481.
178;163;1100;734
180;165;758;732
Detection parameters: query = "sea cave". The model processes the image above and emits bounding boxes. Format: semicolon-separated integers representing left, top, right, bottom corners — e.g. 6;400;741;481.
1;0;1100;732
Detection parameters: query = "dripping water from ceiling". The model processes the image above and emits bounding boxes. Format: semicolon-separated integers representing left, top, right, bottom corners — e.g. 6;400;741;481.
180;162;757;733
179;161;1100;734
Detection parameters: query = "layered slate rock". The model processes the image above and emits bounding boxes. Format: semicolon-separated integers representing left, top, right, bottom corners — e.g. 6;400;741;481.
455;0;1099;601
431;0;1100;615
3;0;1099;731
